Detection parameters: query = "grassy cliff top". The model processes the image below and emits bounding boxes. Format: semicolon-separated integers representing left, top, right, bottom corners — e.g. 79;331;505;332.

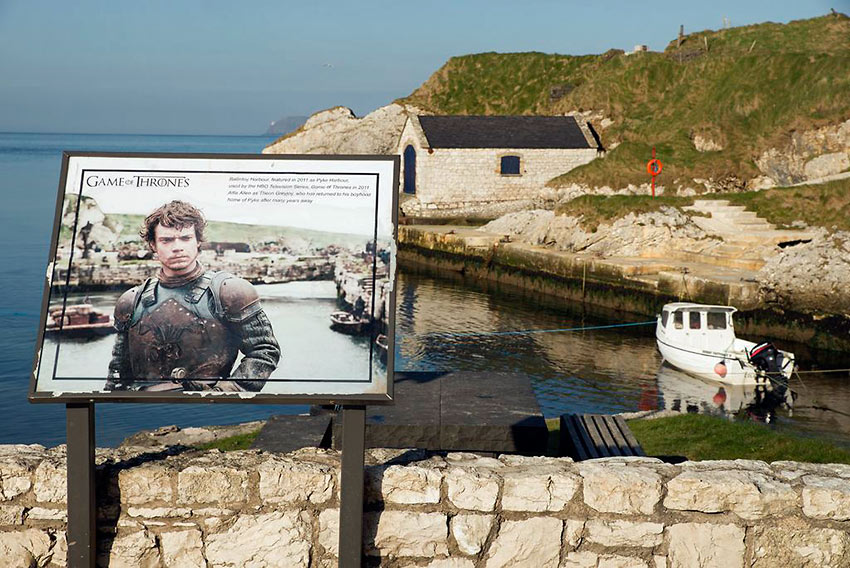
399;13;850;191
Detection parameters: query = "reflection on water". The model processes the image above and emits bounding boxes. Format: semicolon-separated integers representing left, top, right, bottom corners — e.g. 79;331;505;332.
654;363;792;423
396;270;850;448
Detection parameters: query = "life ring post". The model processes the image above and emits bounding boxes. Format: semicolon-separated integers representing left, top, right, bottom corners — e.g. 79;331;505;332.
646;147;663;198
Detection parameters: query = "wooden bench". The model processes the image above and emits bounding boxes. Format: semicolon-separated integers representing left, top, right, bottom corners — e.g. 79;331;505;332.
559;414;645;460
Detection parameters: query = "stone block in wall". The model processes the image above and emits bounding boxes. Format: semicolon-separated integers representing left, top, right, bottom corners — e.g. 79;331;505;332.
500;467;579;512
0;528;54;567
25;507;66;522
446;467;500;512
258;456;335;505
318;508;339;556
681;459;771;473
366;510;448;557
585;519;664;548
578;463;661;515
118;465;174;505
565;519;585;550
0;461;35;501
563;551;649;568
160;529;205;568
450;513;493;555
802;475;850;520
368;462;443;505
484;517;562;568
205;511;312;567
177;465;248;506
126;506;192;519
666;523;745;568
51;530;66;567
102;529;161;568
0;505;24;526
751;525;850;568
401;560;475;568
771;461;850;482
664;470;796;520
33;459;66;504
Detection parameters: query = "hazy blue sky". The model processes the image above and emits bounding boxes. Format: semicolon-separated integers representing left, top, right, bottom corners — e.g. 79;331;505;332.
0;0;842;135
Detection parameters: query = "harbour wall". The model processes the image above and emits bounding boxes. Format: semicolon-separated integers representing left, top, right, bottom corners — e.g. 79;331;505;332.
398;226;850;353
51;256;335;292
2;444;850;567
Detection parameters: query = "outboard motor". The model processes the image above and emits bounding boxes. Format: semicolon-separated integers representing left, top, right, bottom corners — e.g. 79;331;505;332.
749;342;787;396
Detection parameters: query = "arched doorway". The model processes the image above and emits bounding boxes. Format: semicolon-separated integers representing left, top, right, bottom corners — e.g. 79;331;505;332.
403;145;416;194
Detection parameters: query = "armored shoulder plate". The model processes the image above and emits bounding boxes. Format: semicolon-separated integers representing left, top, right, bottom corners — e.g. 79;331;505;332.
217;276;262;323
114;287;139;332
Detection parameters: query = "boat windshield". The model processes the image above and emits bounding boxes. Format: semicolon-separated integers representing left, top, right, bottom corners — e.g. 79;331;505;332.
707;311;727;330
673;311;683;329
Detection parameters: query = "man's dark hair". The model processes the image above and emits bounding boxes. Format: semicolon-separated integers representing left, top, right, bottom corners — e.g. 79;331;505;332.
140;200;207;247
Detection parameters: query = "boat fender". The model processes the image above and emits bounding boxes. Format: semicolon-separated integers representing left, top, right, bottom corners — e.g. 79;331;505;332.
714;361;728;378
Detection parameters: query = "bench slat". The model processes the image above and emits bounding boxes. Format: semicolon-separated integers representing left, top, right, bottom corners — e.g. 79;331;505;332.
560;414;590;461
572;414;600;459
591;414;623;457
614;415;645;457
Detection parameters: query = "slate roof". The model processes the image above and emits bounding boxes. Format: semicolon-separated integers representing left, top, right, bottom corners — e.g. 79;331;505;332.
417;115;593;149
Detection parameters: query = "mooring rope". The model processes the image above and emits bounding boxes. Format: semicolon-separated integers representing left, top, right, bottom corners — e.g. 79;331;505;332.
422;320;657;339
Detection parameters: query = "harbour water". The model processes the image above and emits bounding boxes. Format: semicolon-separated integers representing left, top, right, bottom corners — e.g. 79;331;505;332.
3;132;850;448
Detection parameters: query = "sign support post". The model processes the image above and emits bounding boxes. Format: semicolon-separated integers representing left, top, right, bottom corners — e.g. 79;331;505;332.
338;405;367;568
66;402;96;568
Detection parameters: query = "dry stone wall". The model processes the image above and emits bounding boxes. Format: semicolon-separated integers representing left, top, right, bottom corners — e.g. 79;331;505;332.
2;445;850;567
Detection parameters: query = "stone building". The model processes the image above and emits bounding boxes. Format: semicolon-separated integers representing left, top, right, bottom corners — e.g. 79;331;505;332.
398;115;602;217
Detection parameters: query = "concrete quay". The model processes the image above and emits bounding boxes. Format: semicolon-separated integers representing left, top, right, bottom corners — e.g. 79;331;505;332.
398;203;846;350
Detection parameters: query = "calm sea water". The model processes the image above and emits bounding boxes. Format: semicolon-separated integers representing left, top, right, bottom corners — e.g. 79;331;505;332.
3;133;850;448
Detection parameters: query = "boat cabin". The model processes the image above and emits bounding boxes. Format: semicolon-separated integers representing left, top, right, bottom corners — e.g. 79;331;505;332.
658;303;737;350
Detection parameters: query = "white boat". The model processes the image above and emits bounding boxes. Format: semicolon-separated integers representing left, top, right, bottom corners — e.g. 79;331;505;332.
655;302;795;386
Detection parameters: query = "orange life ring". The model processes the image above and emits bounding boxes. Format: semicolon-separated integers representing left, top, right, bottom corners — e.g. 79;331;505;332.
646;159;663;176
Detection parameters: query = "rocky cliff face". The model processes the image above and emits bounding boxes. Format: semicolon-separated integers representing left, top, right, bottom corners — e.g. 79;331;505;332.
262;103;422;156
758;230;850;314
756;119;850;187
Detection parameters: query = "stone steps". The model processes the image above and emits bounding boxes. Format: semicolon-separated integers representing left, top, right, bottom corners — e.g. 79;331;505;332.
685;199;817;250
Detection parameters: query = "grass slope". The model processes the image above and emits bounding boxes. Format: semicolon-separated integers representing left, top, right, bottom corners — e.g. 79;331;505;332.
399;14;850;191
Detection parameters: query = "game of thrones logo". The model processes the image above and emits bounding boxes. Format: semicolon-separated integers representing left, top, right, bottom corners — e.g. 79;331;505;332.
85;174;190;188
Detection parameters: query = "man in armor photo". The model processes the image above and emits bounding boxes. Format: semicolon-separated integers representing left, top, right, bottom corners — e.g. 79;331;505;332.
106;200;280;392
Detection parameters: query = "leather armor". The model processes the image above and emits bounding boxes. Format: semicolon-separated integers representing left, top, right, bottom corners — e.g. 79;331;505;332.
107;271;280;392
